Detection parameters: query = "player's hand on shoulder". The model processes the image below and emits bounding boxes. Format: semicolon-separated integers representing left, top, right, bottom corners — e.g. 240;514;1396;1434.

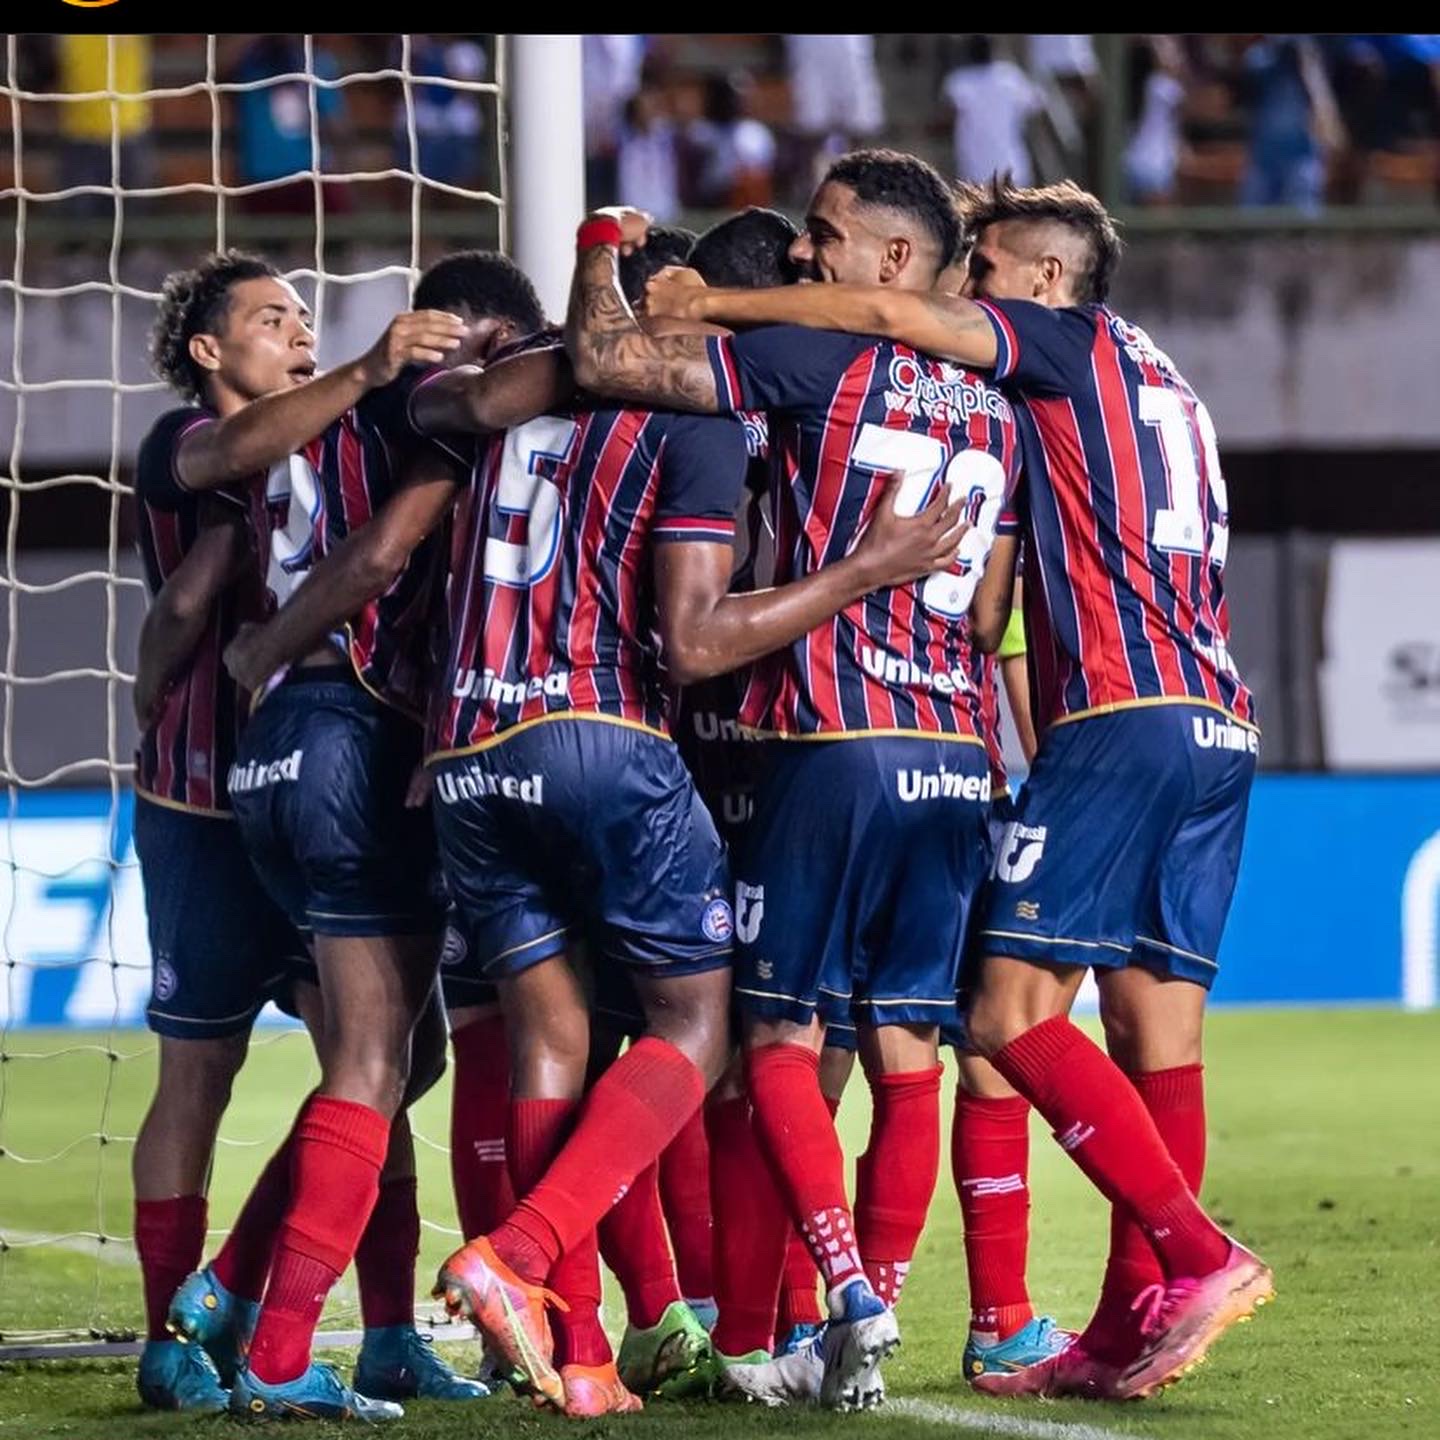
222;621;271;695
360;309;468;388
644;265;708;322
586;205;653;255
853;472;967;590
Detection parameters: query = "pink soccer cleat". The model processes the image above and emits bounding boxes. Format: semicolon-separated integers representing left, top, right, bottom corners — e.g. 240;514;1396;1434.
1115;1240;1275;1399
972;1338;1127;1400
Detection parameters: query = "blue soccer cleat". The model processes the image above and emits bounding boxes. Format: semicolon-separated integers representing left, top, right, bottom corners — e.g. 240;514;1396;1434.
686;1296;719;1332
963;1315;1075;1380
776;1321;823;1356
354;1325;492;1402
229;1360;404;1423
136;1337;228;1412
166;1264;259;1386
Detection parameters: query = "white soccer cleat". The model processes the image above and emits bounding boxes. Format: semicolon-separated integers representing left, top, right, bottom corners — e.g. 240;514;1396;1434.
818;1280;900;1412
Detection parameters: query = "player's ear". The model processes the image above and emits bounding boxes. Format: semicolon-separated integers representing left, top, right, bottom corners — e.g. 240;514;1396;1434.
880;236;910;285
188;333;223;375
1036;253;1063;299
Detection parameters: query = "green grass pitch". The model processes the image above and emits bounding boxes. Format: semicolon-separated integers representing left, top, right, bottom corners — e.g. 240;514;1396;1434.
1;1008;1437;1438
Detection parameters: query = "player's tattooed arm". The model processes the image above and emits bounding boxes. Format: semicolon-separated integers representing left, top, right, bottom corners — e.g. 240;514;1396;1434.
134;499;251;726
410;346;573;436
656;476;966;684
223;447;462;695
174;309;467;492
565;235;721;413
645;277;1000;369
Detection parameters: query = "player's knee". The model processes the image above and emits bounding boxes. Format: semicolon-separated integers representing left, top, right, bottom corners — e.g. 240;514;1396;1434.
156;1033;248;1116
646;1004;732;1089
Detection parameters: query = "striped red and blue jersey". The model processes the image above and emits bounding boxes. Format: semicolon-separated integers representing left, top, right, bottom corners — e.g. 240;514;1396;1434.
976;300;1253;731
261;367;452;719
429;404;749;758
705;325;1021;743
133;407;269;815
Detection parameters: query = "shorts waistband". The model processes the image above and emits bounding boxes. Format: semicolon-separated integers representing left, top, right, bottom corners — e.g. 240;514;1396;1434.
281;663;359;690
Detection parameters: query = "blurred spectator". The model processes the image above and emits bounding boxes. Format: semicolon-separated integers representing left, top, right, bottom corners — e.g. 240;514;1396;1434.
394;36;487;190
1125;36;1189;205
232;36;351;215
942;35;1043;185
583;34;647;206
53;37;155;217
1028;34;1101;186
683;73;777;209
1328;35;1440;202
784;34;884;182
1237;35;1345;212
616;84;680;220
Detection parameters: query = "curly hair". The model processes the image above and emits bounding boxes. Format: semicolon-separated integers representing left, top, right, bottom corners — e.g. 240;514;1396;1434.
150;250;282;402
413;250;547;334
955;176;1123;305
823;148;963;270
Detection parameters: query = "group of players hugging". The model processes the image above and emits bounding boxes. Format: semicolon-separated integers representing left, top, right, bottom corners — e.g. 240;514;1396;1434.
126;145;1271;1423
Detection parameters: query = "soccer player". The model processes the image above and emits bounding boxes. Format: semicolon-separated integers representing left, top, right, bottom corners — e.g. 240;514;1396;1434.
155;252;538;1421
567;148;1022;1410
646;176;1273;1399
129;251;468;1414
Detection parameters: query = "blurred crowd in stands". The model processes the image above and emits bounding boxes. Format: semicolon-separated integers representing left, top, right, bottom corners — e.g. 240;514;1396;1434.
6;34;1440;223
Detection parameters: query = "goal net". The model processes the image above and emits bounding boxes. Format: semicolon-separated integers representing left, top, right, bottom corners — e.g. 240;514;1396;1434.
0;32;505;1353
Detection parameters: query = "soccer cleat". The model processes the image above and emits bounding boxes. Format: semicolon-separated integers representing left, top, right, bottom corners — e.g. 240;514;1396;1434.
818;1280;899;1412
544;1361;645;1418
963;1315;1075;1380
714;1348;785;1406
229;1360;403;1422
354;1325;492;1402
686;1295;719;1331
166;1265;259;1387
617;1299;716;1398
720;1325;831;1407
1115;1240;1275;1399
136;1337;228;1412
972;1337;1127;1399
433;1236;566;1409
776;1321;823;1356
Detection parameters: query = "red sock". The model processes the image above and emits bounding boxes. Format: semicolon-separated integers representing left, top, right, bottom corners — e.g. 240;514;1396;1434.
1083;1065;1207;1364
775;1092;838;1336
449;1014;515;1236
745;1044;864;1301
854;1065;942;1307
247;1097;389;1385
491;1038;705;1283
505;1096;611;1367
135;1194;208;1341
707;1093;788;1357
212;1123;300;1303
354;1176;418;1330
659;1109;713;1300
952;1090;1033;1339
990;1019;1228;1279
599;1163;682;1329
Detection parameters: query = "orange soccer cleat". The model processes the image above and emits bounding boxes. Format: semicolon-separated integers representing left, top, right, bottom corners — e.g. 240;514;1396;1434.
537;1362;645;1419
433;1236;568;1409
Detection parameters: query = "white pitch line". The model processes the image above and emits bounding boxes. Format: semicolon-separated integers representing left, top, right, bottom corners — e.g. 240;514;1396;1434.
888;1396;1152;1440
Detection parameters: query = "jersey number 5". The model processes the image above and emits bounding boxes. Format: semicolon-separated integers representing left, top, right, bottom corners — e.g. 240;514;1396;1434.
849;423;1008;619
482;416;578;588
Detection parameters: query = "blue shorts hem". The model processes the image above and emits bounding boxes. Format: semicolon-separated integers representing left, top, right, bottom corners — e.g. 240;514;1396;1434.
305;907;443;939
608;946;733;978
980;928;1218;989
145;1006;262;1041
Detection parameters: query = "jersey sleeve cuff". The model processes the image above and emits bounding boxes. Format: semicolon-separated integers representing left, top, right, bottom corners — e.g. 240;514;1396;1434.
652;516;738;544
974;300;1019;380
705;335;746;413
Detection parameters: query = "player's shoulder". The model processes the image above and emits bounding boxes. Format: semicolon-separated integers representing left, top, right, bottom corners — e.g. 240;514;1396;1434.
135;405;215;506
1102;308;1191;386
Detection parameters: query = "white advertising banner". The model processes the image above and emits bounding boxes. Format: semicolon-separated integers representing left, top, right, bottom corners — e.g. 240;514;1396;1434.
1322;540;1440;769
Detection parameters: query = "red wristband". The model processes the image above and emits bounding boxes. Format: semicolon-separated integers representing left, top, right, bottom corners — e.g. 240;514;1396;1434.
577;216;623;251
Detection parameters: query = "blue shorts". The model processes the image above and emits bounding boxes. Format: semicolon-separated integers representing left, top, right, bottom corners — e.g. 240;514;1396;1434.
134;796;306;1040
978;705;1257;988
437;908;499;1011
431;716;733;980
229;669;444;938
734;736;993;1031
